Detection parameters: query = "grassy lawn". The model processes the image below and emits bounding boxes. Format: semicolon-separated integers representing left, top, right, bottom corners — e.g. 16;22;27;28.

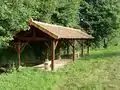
0;46;120;90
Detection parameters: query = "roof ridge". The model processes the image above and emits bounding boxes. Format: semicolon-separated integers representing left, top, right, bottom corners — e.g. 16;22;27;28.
33;20;83;32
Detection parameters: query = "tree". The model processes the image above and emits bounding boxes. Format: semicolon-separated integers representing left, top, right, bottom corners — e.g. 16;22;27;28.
79;0;120;47
0;0;56;47
51;0;81;27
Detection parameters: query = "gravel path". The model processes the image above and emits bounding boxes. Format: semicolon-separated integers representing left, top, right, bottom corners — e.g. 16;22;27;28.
33;59;72;71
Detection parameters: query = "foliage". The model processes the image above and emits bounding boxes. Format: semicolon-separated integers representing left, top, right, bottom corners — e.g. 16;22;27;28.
0;0;56;46
51;0;81;27
0;0;82;46
0;0;120;47
79;0;120;47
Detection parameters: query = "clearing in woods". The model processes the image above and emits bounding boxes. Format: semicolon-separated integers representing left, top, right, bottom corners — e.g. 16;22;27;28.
0;46;120;90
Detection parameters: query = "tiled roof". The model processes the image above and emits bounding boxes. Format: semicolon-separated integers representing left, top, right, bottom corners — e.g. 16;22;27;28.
29;19;93;39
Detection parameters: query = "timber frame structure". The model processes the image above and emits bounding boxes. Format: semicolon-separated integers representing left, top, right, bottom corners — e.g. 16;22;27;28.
13;18;93;70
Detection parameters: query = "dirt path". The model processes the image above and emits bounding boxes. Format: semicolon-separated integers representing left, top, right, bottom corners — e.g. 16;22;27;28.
33;59;72;71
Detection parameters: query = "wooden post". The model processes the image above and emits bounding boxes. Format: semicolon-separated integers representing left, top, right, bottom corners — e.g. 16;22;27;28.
17;43;21;68
14;41;28;70
81;40;84;57
51;40;58;70
72;40;75;61
51;40;55;70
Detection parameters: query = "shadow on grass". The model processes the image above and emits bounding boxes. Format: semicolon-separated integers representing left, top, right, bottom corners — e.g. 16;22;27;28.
81;50;120;61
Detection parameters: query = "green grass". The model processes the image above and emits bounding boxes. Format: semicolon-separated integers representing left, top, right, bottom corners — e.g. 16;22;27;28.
56;46;120;90
0;68;60;90
0;46;120;90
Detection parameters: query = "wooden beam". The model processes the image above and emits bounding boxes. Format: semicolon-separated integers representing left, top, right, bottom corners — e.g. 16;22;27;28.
14;42;28;69
51;40;58;70
17;37;48;41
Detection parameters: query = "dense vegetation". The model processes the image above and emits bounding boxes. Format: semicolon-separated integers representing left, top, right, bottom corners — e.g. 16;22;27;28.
0;0;120;89
0;46;120;90
0;0;120;47
0;0;120;72
80;0;120;47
